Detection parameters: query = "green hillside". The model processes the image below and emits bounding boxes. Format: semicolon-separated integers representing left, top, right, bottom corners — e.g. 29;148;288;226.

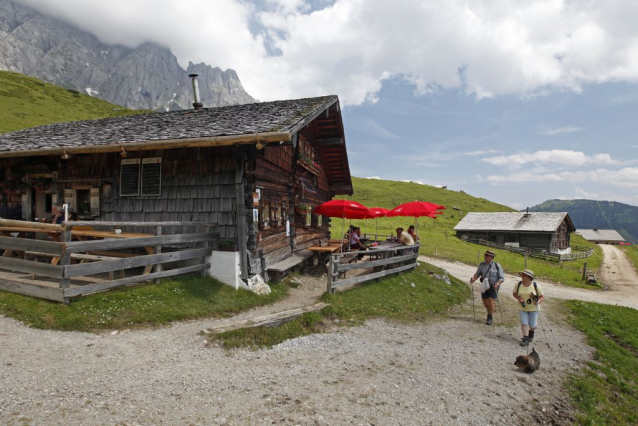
337;177;601;288
530;199;638;243
0;71;144;134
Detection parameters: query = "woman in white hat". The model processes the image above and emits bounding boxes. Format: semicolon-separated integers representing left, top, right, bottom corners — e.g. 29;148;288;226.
512;269;545;347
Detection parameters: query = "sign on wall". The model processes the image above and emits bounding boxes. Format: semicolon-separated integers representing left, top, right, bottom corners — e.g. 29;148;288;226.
64;189;74;212
90;188;100;216
141;157;162;196
120;159;141;196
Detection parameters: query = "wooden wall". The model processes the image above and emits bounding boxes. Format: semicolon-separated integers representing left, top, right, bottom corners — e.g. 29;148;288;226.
1;128;341;280
246;129;332;276
0;147;240;238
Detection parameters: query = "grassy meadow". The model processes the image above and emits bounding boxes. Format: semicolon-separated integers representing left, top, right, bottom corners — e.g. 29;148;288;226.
568;301;638;425
0;70;145;134
335;177;602;288
0;275;287;332
620;245;638;272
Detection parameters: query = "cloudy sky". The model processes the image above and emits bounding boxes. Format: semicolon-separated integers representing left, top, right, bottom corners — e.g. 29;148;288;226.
19;0;638;208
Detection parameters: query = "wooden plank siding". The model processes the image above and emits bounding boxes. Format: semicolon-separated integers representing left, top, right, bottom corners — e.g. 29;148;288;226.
456;215;573;253
246;129;332;276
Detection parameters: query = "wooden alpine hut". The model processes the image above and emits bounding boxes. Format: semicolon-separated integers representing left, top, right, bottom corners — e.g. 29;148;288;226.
0;94;352;298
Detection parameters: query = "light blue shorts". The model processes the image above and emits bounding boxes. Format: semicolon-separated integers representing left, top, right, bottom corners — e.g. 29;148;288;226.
519;311;539;328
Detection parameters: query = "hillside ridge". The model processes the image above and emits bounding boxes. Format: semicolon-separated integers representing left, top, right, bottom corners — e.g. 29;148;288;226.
529;199;638;243
0;71;143;134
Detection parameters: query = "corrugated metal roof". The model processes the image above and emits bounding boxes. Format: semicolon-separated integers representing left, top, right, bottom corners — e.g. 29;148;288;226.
454;212;572;232
576;229;625;242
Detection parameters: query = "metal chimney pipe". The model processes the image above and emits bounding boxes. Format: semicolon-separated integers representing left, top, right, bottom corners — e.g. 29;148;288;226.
188;73;203;110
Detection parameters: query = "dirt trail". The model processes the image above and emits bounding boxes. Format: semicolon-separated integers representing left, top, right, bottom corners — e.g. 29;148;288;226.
420;255;638;310
599;244;638;292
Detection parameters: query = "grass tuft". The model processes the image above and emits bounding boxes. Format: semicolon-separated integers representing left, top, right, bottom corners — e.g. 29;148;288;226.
567;301;638;425
0;274;287;332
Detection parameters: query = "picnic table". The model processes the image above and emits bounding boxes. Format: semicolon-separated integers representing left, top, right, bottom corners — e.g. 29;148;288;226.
0;227;63;259
0;226;154;273
307;240;348;273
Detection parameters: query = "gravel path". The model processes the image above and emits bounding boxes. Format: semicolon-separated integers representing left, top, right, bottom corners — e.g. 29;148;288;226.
599;244;638;293
420;255;638;310
1;296;591;425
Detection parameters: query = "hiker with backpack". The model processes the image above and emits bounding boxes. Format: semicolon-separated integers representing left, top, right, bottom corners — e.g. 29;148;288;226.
513;269;545;347
469;250;504;325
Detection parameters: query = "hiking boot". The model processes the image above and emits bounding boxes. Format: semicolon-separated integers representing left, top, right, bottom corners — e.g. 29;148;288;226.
485;315;493;326
528;331;535;343
519;336;529;347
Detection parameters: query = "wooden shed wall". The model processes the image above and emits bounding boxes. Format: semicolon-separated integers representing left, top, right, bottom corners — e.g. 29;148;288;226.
245;130;332;276
0;147;241;239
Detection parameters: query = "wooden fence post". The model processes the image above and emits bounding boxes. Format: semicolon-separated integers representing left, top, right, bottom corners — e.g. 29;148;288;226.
327;255;334;294
60;228;71;304
154;225;163;282
582;262;587;280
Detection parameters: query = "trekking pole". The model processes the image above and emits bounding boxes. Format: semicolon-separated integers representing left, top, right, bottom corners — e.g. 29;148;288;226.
471;283;476;321
496;294;503;322
537;305;563;350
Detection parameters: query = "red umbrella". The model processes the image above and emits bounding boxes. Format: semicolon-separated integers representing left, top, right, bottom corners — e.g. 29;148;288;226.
386;201;446;217
386;201;446;240
313;199;370;219
364;207;390;218
363;207;390;241
314;199;371;250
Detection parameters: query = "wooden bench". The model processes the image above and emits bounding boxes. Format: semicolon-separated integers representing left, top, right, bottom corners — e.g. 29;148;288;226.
267;250;314;282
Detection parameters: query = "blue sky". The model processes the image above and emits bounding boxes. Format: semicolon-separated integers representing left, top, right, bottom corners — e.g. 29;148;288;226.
344;78;638;208
18;0;638;208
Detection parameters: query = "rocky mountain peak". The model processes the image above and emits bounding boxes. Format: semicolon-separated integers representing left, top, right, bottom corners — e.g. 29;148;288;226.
0;0;256;110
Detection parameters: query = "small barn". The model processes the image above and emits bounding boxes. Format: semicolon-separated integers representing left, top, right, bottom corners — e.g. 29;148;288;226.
454;212;576;252
576;229;625;245
0;95;352;297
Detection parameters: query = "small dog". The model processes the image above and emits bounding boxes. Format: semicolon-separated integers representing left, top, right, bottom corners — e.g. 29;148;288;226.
514;347;541;374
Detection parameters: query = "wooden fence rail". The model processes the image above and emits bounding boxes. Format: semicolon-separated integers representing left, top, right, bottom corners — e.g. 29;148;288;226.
327;243;420;293
457;236;593;262
0;220;218;303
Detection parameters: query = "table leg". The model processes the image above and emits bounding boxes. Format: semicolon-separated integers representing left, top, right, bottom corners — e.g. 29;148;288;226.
142;246;155;275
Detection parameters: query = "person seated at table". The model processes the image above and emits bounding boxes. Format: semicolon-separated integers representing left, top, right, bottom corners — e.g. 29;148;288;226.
396;227;415;246
349;226;367;251
50;205;64;224
408;225;419;242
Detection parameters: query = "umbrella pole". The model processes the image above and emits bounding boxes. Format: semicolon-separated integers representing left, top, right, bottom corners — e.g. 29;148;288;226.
375;217;378;242
340;216;345;253
348;219;352;251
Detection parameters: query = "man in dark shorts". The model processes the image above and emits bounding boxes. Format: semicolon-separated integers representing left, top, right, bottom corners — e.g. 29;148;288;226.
469;250;504;325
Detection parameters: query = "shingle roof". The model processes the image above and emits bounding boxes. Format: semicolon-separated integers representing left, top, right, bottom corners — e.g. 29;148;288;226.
454;212;573;233
576;229;625;242
0;96;338;154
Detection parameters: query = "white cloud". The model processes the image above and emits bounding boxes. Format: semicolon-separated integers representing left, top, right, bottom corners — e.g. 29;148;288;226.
538;126;585;136
16;0;638;105
482;149;619;169
575;187;598;198
361;118;403;140
485;167;638;189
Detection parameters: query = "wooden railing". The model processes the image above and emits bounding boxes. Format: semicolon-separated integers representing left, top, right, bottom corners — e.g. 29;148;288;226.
0;219;218;303
327;243;420;293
